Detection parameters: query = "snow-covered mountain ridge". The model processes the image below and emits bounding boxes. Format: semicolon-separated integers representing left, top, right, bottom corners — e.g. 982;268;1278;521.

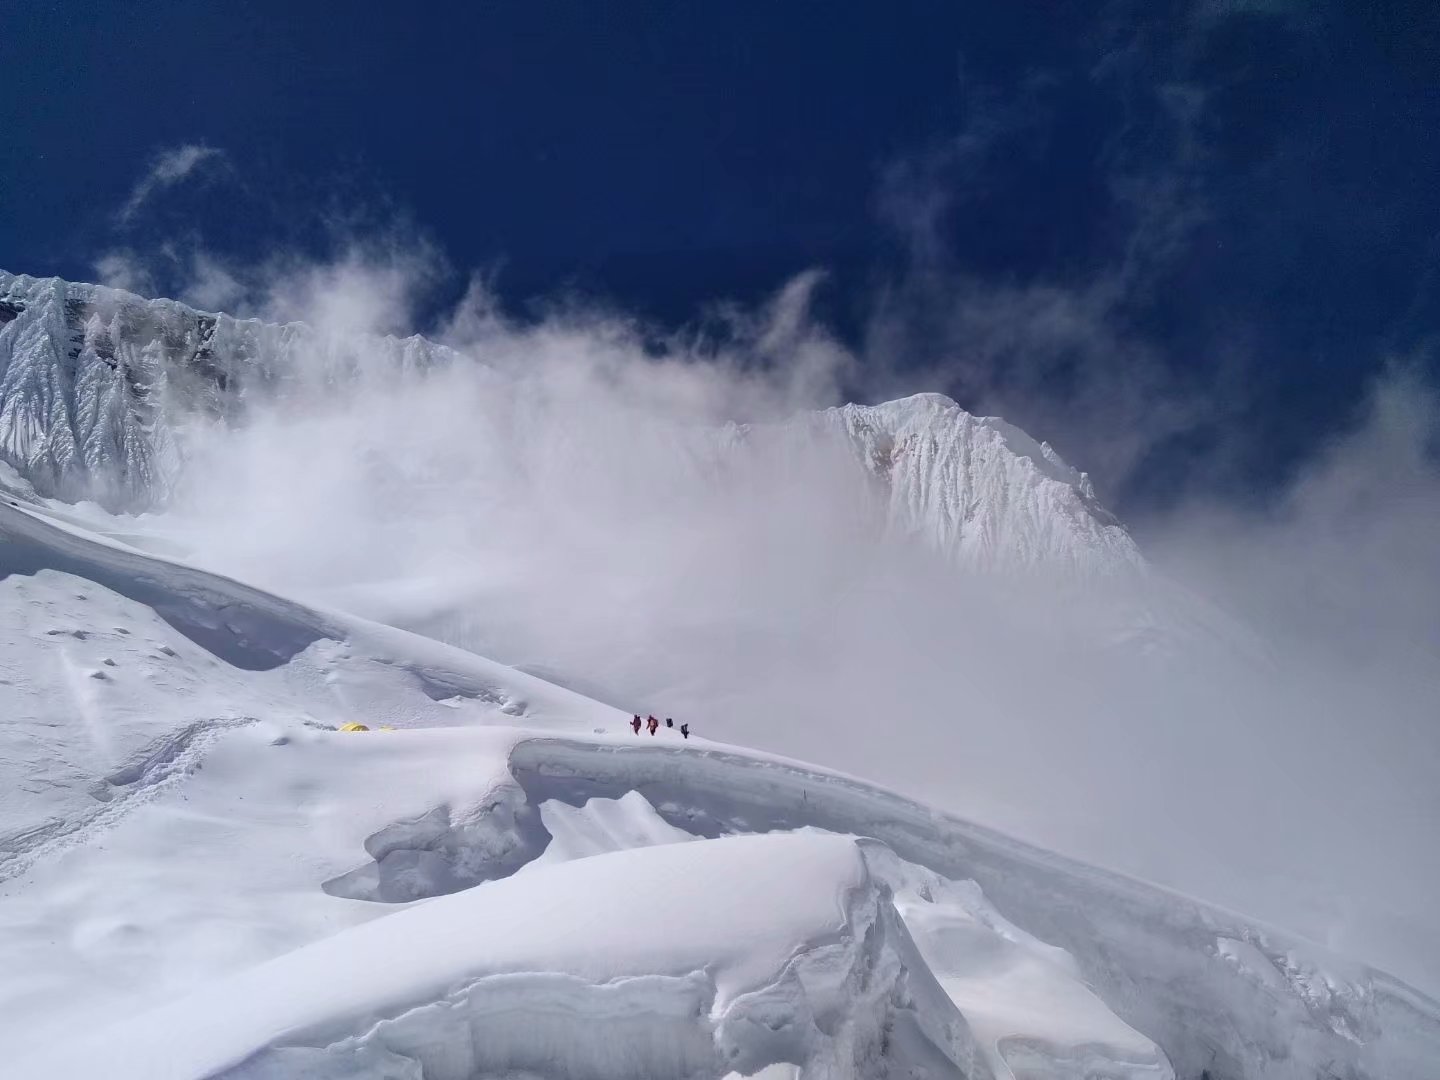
0;270;1139;578
0;271;462;510
764;394;1141;575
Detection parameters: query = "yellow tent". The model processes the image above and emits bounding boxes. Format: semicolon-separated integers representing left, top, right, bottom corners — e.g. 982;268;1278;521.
337;722;370;732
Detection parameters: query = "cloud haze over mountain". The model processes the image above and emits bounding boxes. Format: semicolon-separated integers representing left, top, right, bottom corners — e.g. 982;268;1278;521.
10;234;1433;991
2;2;1438;1072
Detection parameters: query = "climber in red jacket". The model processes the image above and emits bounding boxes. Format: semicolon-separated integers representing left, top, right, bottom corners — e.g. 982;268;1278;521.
647;715;659;735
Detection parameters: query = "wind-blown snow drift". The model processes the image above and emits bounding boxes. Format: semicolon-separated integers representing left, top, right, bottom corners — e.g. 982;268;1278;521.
24;832;994;1080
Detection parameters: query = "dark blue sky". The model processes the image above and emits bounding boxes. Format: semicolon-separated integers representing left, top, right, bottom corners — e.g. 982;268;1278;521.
3;0;1438;511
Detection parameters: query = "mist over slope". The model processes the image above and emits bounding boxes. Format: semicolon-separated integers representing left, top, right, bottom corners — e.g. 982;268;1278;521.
2;495;1437;1079
2;267;1437;1001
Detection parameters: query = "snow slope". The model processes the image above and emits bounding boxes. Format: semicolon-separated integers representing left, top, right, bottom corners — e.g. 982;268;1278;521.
0;496;1437;1078
0;497;609;875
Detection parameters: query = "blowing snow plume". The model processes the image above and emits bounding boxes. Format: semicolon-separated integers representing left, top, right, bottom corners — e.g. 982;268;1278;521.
1138;366;1440;982
2;253;1437;1001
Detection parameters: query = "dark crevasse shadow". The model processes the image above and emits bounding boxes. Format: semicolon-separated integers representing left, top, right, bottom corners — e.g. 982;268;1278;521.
321;790;552;903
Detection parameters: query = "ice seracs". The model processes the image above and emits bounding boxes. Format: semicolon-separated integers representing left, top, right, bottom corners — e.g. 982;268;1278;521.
22;831;993;1080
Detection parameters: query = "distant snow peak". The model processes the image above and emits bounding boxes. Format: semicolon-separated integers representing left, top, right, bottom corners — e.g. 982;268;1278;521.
822;393;1141;577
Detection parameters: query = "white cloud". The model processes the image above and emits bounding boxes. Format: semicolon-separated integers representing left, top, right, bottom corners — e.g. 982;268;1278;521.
116;144;225;226
92;249;156;296
180;253;248;314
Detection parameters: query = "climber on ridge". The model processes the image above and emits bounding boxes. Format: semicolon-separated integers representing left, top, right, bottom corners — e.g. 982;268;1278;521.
647;715;660;735
630;715;642;735
680;723;690;740
665;717;674;729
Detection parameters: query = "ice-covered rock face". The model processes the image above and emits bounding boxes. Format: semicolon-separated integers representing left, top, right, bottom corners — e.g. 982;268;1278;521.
0;272;204;509
0;271;458;512
768;393;1143;577
0;270;1141;579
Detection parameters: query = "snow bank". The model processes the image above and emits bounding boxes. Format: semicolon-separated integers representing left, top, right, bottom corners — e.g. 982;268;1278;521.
0;723;534;1054
16;832;987;1080
0;498;617;720
528;789;697;866
507;736;1440;1080
867;840;1170;1080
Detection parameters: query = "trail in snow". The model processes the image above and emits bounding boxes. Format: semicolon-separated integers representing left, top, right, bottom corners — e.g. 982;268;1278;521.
0;716;257;882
